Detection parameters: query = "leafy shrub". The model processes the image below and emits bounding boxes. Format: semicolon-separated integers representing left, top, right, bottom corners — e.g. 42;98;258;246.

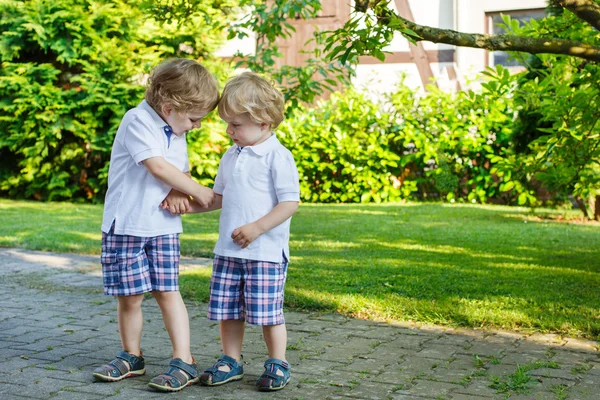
0;0;231;202
278;90;402;203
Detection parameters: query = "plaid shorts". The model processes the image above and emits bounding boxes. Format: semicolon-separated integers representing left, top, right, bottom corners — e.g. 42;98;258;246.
100;223;180;296
208;254;288;326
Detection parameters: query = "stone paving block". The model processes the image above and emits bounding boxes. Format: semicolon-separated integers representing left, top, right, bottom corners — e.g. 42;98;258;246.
0;376;86;398
528;366;579;381
500;350;548;365
449;393;494;399
0;325;39;339
42;354;102;371
96;387;175;399
390;392;436;400
0;384;29;398
10;339;70;353
339;379;399;399
450;377;499;398
527;375;577;393
445;354;484;370
34;367;93;384
0;356;52;375
0;340;28;350
416;344;464;360
563;337;600;352
347;326;403;340
396;379;462;398
426;366;480;385
549;349;595;365
61;337;119;352
0;348;35;362
458;342;506;357
569;382;599;400
27;346;88;362
371;359;436;385
337;355;386;374
485;363;521;378
53;391;105;399
368;335;428;357
294;358;348;376
427;333;475;347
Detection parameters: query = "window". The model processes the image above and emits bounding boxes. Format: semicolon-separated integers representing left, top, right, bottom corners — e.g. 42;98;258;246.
486;9;546;67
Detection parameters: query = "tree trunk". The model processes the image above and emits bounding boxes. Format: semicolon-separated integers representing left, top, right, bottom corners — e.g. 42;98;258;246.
575;196;590;219
595;195;600;221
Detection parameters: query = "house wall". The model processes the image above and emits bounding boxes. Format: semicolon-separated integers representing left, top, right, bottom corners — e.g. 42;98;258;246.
216;0;548;94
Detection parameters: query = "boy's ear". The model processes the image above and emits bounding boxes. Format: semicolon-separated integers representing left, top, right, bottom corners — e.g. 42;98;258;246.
161;104;173;116
260;122;269;131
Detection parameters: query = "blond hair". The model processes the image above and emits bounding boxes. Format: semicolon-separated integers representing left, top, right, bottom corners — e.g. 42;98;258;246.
218;72;285;129
145;58;219;113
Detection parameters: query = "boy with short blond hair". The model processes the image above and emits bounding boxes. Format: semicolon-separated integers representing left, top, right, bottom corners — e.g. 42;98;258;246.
93;58;218;392
187;71;299;391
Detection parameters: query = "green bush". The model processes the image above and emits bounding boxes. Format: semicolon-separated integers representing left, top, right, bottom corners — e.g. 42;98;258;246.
387;81;515;203
0;0;232;202
278;90;402;203
277;85;515;204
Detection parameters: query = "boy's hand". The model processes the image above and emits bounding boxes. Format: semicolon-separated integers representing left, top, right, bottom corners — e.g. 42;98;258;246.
194;186;215;208
231;223;263;249
160;190;192;215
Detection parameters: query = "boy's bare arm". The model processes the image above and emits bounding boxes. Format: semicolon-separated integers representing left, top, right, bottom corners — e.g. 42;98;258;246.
143;156;214;208
188;193;223;213
231;201;299;249
160;173;193;214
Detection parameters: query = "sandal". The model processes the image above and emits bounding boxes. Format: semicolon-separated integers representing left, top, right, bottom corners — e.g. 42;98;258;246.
148;357;199;392
257;358;291;391
92;351;145;382
199;354;244;386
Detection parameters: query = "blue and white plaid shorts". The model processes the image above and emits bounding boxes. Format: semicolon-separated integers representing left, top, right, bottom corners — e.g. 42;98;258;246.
100;223;180;296
208;254;288;326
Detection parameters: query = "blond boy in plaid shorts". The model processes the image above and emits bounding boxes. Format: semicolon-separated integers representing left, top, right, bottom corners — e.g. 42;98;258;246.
185;72;300;391
92;59;219;392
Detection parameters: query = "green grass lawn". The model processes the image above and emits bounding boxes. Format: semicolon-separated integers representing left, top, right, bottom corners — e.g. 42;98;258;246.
1;198;599;340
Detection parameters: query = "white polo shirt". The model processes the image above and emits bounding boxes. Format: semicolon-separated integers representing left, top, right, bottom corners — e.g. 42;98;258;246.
101;100;189;237
213;134;300;263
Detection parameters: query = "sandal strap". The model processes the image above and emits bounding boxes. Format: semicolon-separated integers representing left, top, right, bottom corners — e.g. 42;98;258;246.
168;358;198;379
109;358;131;376
115;351;144;371
163;369;187;387
152;358;198;389
264;358;290;371
261;370;282;380
205;354;239;375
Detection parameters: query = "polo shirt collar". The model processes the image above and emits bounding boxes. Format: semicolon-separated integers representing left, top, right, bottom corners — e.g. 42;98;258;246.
245;133;279;156
139;100;169;129
139;100;176;147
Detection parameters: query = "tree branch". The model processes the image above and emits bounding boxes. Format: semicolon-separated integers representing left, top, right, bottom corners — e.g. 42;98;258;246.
556;0;600;31
370;10;600;62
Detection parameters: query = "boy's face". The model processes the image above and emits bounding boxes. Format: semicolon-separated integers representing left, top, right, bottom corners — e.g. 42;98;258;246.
161;104;208;136
223;113;270;148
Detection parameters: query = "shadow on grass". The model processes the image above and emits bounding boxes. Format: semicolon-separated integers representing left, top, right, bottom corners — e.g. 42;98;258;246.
2;200;599;338
280;204;600;338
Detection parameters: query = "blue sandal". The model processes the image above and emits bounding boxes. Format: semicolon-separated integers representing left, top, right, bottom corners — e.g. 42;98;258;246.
257;358;291;391
148;357;199;392
92;351;145;382
199;354;244;386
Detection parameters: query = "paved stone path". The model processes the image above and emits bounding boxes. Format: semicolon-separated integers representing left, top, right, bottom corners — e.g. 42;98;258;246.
0;248;598;399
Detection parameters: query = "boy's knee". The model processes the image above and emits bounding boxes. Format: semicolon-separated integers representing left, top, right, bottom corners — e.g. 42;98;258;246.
118;294;144;310
152;290;182;303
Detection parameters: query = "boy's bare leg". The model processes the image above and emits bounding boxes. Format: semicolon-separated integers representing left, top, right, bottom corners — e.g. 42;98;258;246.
152;291;193;364
263;324;288;376
117;294;145;356
219;320;245;370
